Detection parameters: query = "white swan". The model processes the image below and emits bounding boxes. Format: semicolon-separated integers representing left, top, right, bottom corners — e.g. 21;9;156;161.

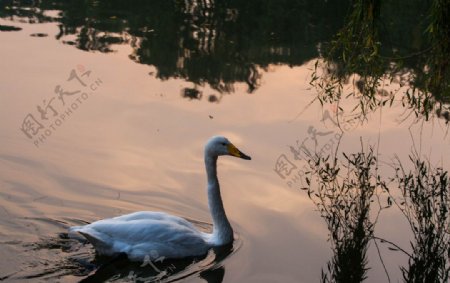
69;136;251;261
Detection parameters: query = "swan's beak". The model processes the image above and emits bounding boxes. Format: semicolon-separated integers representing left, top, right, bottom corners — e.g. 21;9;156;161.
227;144;251;160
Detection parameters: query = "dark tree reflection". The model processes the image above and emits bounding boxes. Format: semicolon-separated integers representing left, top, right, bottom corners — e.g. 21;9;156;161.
0;0;347;96
1;0;445;105
311;0;450;121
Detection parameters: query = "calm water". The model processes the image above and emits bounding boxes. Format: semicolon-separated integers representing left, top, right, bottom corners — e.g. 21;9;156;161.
0;1;447;282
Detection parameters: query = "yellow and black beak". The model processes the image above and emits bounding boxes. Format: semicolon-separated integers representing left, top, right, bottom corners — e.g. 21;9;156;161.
227;144;251;160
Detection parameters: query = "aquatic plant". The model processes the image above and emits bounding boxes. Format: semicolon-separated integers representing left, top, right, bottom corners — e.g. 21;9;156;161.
301;146;385;282
385;156;450;282
302;145;450;282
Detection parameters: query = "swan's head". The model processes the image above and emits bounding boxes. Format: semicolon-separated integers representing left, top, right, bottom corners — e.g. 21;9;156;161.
205;136;251;160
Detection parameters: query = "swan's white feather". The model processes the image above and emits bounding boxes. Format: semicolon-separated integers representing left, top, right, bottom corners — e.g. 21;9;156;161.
70;211;210;261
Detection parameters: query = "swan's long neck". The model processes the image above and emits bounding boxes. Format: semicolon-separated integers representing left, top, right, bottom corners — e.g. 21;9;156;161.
205;154;233;245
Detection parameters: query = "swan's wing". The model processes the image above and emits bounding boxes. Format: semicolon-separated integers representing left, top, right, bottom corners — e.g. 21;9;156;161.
72;218;209;260
110;211;197;230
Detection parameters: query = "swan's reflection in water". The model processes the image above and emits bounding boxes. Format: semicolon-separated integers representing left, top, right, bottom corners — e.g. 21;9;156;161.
79;242;235;283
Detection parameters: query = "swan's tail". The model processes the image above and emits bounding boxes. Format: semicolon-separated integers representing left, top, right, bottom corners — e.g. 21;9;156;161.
69;226;111;254
68;225;86;241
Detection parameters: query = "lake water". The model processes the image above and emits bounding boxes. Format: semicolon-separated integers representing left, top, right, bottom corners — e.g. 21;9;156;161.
0;2;448;283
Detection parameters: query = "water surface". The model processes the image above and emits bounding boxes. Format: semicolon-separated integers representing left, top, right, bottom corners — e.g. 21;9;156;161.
1;2;448;282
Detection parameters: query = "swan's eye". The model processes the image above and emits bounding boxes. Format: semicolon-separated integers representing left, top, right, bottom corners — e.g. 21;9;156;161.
221;142;226;146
